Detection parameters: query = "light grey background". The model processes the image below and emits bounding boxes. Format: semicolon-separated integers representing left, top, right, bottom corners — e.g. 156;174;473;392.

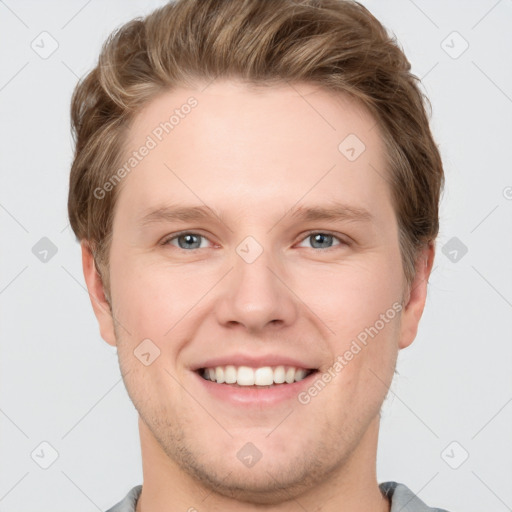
1;1;511;511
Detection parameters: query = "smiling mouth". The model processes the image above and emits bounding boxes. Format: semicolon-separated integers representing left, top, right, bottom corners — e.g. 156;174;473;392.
197;365;318;387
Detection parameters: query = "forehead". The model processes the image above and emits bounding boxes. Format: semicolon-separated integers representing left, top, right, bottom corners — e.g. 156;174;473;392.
115;79;392;224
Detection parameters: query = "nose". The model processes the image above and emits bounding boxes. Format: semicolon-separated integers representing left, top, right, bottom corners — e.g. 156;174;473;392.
214;244;298;334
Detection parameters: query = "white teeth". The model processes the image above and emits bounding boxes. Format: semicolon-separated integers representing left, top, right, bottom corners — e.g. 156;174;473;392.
254;367;274;386
215;367;225;384
224;365;237;384
273;365;286;384
237;366;255;386
201;365;312;386
294;369;307;382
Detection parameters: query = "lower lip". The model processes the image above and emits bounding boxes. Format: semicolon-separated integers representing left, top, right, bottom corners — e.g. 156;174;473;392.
193;370;318;407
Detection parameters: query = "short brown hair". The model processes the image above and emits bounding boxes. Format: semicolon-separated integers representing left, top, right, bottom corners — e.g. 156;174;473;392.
68;0;444;298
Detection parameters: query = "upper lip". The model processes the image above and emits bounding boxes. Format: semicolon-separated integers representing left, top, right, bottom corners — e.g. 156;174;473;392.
191;353;318;371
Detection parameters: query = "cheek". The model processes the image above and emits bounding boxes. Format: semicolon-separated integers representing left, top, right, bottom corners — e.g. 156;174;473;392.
292;253;403;338
109;259;191;336
109;258;223;371
109;232;404;345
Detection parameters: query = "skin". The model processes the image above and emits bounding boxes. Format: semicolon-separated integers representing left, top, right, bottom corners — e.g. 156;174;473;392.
82;80;434;512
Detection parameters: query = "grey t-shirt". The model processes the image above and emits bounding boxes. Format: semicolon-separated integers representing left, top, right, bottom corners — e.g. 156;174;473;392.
105;481;451;511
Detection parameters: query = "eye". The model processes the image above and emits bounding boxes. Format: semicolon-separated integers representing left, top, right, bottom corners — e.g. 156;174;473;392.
161;230;349;251
296;231;347;250
163;232;211;250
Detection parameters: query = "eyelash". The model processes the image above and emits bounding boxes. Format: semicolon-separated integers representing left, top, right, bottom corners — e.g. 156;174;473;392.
161;230;350;252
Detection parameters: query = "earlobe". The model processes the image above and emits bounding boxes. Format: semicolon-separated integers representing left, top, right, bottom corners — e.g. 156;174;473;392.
81;241;117;347
398;242;435;350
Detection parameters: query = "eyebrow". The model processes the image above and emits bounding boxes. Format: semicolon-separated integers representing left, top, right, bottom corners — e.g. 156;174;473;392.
139;205;226;226
289;203;373;223
138;202;374;227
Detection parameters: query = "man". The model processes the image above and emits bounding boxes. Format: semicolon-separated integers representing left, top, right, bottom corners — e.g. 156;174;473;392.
68;0;448;510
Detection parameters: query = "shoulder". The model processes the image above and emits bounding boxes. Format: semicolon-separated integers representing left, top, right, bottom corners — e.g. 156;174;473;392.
104;485;142;512
379;481;451;512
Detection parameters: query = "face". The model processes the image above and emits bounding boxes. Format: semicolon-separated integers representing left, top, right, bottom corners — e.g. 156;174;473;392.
83;80;432;502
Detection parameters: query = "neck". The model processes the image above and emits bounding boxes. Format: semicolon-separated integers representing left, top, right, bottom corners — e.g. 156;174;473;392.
135;415;390;512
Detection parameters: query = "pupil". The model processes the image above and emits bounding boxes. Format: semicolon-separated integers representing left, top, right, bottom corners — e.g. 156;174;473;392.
313;233;331;248
180;234;200;249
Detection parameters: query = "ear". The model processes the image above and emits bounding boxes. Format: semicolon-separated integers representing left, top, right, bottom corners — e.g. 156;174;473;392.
398;242;435;350
81;241;116;347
